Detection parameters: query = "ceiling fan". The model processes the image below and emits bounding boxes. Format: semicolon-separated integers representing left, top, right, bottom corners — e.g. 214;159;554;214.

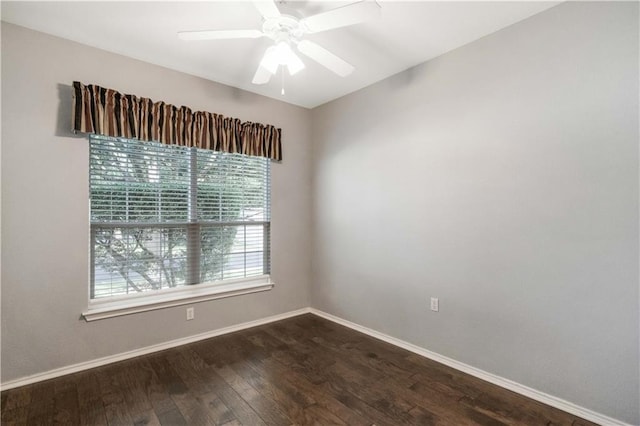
178;1;381;85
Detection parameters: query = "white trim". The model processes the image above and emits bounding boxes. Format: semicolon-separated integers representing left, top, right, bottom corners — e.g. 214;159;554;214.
0;307;311;391
83;277;274;321
309;308;631;426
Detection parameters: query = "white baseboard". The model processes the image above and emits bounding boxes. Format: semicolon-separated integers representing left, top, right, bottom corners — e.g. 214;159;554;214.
1;306;631;426
309;308;631;426
0;307;311;391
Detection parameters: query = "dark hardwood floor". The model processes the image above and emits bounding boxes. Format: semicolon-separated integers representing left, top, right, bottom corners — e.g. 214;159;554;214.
1;314;598;425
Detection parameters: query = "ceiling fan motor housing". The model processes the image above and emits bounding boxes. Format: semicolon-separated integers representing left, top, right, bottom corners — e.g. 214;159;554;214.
262;15;306;45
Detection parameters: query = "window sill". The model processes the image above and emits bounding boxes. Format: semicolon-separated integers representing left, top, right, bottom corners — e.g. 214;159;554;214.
82;276;274;322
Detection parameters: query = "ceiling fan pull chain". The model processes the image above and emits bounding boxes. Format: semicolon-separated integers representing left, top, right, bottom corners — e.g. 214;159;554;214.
281;66;285;96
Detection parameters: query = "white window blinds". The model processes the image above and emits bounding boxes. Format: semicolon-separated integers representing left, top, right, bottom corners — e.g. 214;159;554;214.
89;135;271;299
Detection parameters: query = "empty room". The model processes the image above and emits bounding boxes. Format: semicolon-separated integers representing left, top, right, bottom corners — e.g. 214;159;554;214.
1;1;638;425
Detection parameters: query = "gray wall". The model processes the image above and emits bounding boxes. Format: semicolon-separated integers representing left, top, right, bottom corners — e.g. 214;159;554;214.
311;2;638;424
1;23;311;382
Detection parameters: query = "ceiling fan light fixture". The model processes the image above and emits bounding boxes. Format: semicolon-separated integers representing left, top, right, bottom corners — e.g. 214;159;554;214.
260;45;280;74
286;51;305;75
260;41;305;76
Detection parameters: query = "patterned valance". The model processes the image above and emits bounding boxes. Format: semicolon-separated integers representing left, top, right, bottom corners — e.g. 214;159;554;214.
72;81;282;161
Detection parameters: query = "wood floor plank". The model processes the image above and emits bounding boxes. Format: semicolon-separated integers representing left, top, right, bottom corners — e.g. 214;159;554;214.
1;314;599;426
95;367;135;426
146;355;189;396
271;317;474;425
26;380;56;426
168;370;230;424
1;384;31;425
230;320;395;424
177;347;267;426
131;409;161;426
148;353;221;425
248;353;375;426
259;327;406;426
198;328;317;424
237;352;318;409
1;385;31;411
214;364;291;425
1;406;29;425
114;360;158;425
166;348;238;426
76;370;108;426
171;392;217;426
52;376;80;424
337;352;497;425
302;403;349;425
316;380;401;426
136;357;184;420
245;356;317;410
198;391;237;425
262;324;337;386
155;406;187;426
322;359;443;425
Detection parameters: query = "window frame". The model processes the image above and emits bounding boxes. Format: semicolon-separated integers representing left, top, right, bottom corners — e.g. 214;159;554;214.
83;275;274;321
83;136;274;321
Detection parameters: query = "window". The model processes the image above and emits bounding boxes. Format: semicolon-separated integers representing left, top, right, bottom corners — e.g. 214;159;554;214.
89;135;271;306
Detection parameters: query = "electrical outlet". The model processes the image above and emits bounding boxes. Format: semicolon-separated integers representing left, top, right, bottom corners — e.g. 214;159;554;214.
430;297;439;312
186;307;195;320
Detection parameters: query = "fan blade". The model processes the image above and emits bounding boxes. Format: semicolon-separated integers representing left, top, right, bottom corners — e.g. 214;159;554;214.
178;29;264;41
252;65;273;84
297;40;354;77
253;0;281;19
286;51;305;76
301;1;380;33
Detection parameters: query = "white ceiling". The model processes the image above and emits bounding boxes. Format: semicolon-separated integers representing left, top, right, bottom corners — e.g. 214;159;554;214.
1;1;559;108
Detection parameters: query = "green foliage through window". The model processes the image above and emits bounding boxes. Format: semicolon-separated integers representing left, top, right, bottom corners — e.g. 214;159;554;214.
90;135;271;299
